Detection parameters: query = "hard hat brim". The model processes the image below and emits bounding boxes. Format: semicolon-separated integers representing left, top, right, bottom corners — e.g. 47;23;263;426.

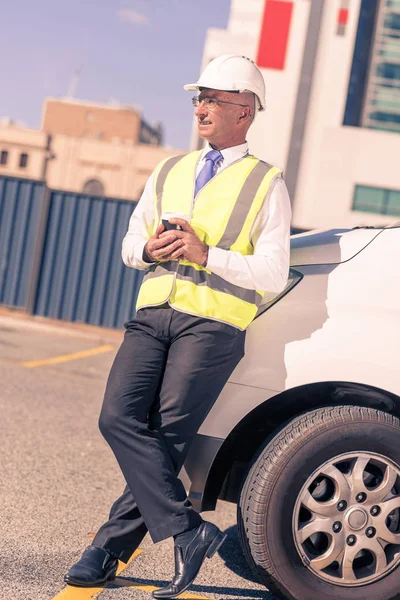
183;83;201;91
183;83;240;92
183;82;266;111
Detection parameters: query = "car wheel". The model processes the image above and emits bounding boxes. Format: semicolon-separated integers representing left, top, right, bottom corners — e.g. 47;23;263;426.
237;406;400;600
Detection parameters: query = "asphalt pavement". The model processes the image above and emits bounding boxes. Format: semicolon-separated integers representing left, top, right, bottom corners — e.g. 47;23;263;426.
0;310;274;600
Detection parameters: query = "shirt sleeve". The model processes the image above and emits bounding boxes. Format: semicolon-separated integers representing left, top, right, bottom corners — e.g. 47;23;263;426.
205;177;292;294
121;173;156;270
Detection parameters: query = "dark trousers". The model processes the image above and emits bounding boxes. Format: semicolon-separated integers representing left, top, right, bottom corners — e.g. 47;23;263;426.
93;305;245;562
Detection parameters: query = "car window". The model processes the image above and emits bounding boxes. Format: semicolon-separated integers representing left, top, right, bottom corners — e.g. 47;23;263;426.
255;269;303;318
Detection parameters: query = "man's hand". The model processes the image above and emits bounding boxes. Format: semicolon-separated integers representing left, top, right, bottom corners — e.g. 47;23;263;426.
161;219;209;267
143;224;183;262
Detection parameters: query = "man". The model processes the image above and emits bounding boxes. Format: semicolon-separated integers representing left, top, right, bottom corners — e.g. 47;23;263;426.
64;55;291;598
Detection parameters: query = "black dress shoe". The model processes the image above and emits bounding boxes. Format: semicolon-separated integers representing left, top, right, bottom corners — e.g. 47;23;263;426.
152;522;226;599
64;545;118;587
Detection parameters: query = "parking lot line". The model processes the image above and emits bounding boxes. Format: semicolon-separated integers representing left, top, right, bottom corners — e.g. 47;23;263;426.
50;549;142;599
50;547;212;600
123;585;210;599
22;344;115;368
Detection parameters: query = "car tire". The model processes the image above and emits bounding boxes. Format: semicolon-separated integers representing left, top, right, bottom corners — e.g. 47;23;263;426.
237;406;400;600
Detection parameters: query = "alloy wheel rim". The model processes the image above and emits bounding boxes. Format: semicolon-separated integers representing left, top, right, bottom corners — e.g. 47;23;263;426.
293;452;400;586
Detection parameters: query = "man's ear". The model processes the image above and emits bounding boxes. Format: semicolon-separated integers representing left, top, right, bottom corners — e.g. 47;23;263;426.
239;107;251;121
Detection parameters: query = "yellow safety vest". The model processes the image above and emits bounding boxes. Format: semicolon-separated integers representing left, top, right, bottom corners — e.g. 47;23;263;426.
136;150;282;330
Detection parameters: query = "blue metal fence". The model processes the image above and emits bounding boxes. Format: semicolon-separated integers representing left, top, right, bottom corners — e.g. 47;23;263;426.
0;175;143;329
34;190;143;328
0;176;44;309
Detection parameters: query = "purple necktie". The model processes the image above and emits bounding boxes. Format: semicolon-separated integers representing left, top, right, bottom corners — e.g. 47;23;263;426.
194;150;223;196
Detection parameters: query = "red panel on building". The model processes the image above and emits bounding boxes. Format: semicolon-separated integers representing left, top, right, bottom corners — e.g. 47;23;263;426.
256;0;294;70
338;8;349;25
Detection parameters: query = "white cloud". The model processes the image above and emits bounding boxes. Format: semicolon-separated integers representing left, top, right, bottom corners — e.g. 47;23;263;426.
118;8;150;26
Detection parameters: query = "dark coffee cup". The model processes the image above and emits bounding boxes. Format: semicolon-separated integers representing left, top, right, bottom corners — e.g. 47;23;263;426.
162;219;181;231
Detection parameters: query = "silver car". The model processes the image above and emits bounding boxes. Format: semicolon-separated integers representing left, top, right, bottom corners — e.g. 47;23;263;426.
182;224;400;600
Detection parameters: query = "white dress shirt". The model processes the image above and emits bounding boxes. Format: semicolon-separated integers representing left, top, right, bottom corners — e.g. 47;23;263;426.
122;142;292;294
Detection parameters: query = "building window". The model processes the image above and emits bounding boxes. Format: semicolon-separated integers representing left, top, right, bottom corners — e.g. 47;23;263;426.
139;120;163;146
384;11;400;31
353;184;400;216
82;179;105;196
362;1;400;133
0;150;8;166
376;62;400;80
343;0;379;127
344;0;400;134
19;153;28;168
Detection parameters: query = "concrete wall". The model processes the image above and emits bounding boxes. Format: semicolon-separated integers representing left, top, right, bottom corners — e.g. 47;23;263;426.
292;0;400;229
195;0;400;230
306;126;400;229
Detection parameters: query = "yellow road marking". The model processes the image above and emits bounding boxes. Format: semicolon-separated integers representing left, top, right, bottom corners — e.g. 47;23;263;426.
22;344;115;368
113;573;212;598
123;583;209;599
51;549;142;599
51;546;213;600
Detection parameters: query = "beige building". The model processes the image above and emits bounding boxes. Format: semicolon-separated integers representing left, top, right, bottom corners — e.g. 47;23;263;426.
42;98;144;143
0;98;183;200
0;118;49;180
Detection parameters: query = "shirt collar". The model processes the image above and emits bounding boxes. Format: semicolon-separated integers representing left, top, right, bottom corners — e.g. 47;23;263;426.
200;141;249;165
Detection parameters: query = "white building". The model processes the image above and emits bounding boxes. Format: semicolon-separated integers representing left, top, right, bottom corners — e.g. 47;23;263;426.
192;0;400;230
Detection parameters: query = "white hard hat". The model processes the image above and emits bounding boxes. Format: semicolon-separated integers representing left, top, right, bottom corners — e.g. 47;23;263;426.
184;54;266;112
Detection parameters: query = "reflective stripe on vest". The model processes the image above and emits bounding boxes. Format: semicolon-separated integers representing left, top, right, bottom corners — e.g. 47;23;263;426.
143;262;263;304
155;155;185;222
136;151;282;330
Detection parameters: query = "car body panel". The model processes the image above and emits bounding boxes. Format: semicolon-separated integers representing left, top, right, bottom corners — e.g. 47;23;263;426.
197;227;400;435
180;434;224;511
289;227;384;266
197;382;274;439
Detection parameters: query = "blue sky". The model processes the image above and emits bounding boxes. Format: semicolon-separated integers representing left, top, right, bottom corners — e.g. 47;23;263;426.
0;0;231;149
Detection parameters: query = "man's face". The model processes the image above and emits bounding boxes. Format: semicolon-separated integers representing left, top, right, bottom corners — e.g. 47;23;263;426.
194;89;247;146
